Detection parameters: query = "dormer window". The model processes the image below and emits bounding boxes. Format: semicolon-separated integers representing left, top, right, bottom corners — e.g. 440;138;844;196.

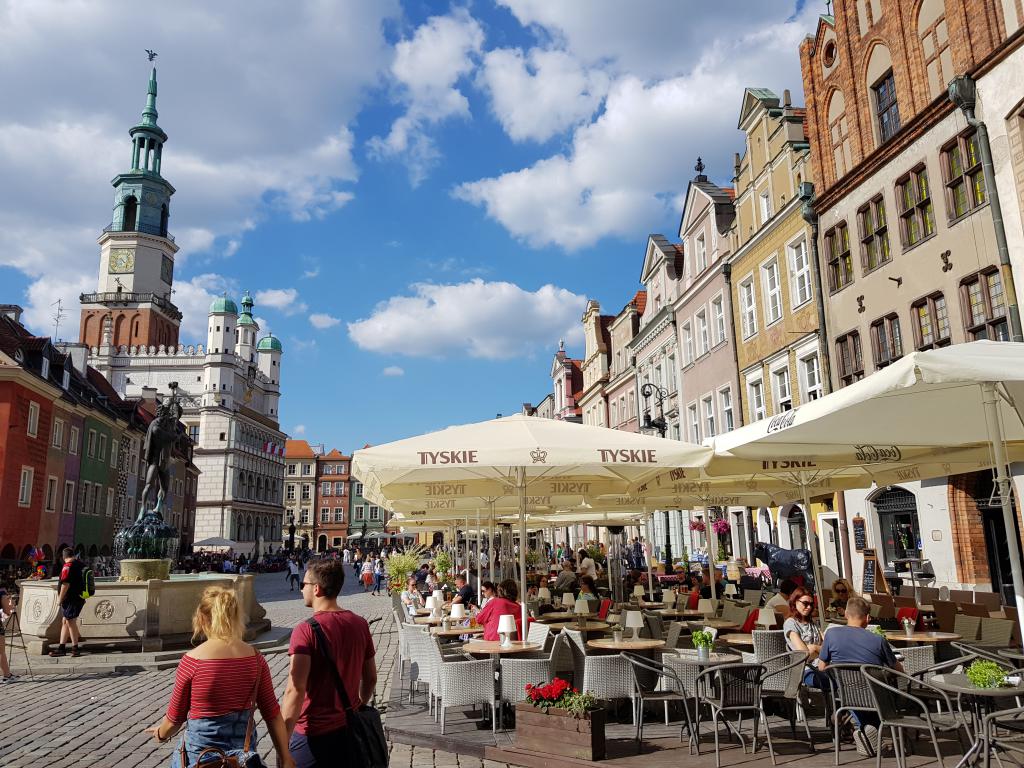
62;370;70;390
41;358;50;380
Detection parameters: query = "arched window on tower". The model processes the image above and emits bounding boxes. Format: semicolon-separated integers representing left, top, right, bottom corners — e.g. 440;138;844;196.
160;204;169;237
123;196;138;232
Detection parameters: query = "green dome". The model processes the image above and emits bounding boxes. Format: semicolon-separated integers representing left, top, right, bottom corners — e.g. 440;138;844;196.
237;312;257;326
209;296;238;314
257;334;282;352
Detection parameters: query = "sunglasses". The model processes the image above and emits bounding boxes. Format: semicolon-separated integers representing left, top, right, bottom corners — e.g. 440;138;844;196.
797;600;814;607
834;588;848;594
300;581;316;589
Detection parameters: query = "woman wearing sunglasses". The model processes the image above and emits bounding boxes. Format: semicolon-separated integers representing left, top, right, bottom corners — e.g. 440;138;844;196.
829;578;858;612
783;587;825;687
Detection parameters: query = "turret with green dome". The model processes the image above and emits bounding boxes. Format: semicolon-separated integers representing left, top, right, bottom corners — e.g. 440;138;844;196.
237;291;257;326
209;294;238;315
257;333;283;353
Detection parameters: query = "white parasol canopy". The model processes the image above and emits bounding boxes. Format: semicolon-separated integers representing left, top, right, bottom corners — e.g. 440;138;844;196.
353;413;712;632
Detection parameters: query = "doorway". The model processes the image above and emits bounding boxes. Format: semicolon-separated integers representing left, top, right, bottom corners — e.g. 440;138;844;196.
975;471;1022;603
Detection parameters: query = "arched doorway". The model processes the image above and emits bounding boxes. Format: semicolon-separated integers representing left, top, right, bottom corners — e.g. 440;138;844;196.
88;544;98;558
317;535;328;552
871;486;920;566
0;543;15;560
971;471;1021;603
780;504;808;550
756;507;777;548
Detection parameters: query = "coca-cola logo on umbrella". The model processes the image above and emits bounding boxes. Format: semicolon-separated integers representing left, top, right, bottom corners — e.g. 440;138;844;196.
853;445;903;463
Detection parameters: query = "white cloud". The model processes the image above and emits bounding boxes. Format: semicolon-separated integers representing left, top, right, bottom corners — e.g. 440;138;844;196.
292;424;307;435
367;8;484;185
255;288;308;316
302;268;320;279
347;279;586;359
455;5;818;250
309;313;341;329
382;365;405;377
478;47;608;142
0;0;398;336
173;273;237;343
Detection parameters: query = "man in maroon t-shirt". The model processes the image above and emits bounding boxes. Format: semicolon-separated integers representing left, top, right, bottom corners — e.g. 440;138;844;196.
282;558;376;768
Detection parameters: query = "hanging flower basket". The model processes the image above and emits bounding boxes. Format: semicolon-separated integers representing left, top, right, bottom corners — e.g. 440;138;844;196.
689;520;706;533
711;519;731;536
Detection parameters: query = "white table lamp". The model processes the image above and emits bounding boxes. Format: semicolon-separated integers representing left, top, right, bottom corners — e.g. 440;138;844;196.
562;592;576;610
632;584;646;599
497;614;517;647
449;603;466;620
724;583;738;597
432;589;444;604
425;596;437;615
756;608;776;629
624;610;645;638
697;599;715;617
574;598;591;615
537;587;551;601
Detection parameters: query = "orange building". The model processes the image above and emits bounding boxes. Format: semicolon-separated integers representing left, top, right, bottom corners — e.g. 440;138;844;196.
315;449;351;551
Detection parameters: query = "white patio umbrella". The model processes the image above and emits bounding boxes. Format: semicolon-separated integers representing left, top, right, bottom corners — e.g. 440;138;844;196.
704;341;1024;639
352;414;711;633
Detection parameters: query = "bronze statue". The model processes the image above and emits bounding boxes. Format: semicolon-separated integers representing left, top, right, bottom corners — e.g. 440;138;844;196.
136;382;184;521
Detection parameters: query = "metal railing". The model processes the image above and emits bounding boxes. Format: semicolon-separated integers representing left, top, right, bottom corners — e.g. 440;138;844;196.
80;291;182;320
102;222;174;243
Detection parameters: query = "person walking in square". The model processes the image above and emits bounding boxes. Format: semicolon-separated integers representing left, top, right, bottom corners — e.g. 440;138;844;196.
282;559;377;768
145;586;294;768
49;548;85;657
287;558;301;591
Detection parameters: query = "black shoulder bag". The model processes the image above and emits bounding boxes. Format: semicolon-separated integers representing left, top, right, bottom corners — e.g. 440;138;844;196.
306;617;388;768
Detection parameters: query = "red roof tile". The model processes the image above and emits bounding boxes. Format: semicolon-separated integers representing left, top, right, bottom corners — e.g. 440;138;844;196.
286;439;316;458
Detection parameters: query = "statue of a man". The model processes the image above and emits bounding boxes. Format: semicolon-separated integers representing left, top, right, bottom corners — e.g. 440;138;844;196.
136;383;184;521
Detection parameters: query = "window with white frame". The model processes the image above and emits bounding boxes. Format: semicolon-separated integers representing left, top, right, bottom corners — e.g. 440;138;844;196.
696;310;709;356
69;426;79;455
321;481;331;496
671;422;681;441
719;388;735;432
110;440;117;468
106;488;114;517
99;434;107;462
18;466;33;506
52;418;64;449
301;485;311;501
335;481;345;495
370;506;380;520
773;367;793;411
300;509;309;524
653;363;662;390
666;354;677;392
45;475;58;512
760;190;772;222
696;233;707;272
702;396;716;438
27;402;39;437
302;463;312;476
687;404;700;442
682;323;694;365
748;377;766;421
800;352;823;401
762;259;783;324
628;391;635;418
87;429;97;458
611;401;618;425
63;480;75;513
286;484;295;501
739;278;757;338
334;507;344;523
287;464;296;476
41;357;50;380
355;482;364;496
789;237;812;307
711;296;726;345
320;508;330;522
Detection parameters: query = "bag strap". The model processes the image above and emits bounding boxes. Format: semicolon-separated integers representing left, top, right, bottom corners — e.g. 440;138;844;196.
306;616;357;715
241;651;261;752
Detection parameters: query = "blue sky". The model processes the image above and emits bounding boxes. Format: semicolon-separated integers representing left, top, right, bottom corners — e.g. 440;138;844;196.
0;0;818;450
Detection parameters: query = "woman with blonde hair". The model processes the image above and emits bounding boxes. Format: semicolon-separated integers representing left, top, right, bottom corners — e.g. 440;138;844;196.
145;586;293;768
830;578;858;611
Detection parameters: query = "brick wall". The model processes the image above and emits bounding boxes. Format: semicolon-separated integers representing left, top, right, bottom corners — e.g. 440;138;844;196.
947;470;1024;585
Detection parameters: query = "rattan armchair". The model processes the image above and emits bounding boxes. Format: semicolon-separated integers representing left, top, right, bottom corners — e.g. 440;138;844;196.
562;627;636;718
694;662;775;768
827;663;879;763
759;650;814;745
500;634;566;708
861;664;969;768
620;651;695;753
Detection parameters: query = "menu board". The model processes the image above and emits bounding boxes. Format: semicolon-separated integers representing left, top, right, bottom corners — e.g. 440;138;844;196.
860;548;890;596
852;516;867;552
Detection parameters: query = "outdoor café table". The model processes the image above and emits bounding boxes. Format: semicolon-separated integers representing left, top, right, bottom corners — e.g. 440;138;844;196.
415;608;431;616
658;608;705;619
546;621;610;638
928;673;1024;768
673;649;740;665
463;640;543;735
700;619;741;632
721;633;754;648
413;615;444;625
587;637;666;652
537;611;576;622
884;631;962;645
431;625;484;638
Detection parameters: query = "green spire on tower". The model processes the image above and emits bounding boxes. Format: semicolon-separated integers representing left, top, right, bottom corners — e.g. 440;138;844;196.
140;67;159;128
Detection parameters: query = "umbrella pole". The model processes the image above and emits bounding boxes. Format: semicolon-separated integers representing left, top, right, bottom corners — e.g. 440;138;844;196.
799;476;828;631
476;508;482;595
517;467;528;639
488;503;495;584
983;382;1024;650
645;506;655;598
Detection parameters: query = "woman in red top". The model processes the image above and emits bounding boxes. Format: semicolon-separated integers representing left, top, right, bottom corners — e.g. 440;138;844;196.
145;586;294;768
476;579;523;641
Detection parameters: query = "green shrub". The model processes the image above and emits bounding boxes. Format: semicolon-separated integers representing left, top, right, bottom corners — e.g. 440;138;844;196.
967;659;1009;689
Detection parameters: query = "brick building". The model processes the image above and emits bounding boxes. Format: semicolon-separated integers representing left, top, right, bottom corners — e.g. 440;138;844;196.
800;0;1024;595
315;449;351;552
284;440;317;551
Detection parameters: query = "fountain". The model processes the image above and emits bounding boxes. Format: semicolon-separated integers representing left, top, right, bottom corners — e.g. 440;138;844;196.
17;384;270;653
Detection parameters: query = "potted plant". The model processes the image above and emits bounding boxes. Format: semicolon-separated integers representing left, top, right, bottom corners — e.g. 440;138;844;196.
515;677;605;760
432;550;453;597
384;545;426;610
692;629;715;661
966;660;1011;689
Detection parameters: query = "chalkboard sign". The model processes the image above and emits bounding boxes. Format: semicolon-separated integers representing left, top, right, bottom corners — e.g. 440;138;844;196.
852;516;867;552
860;548;890;596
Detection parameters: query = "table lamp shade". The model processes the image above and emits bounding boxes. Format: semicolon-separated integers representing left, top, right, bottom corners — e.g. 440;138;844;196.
756;608;776;627
724;583;738;597
450;604;466;620
497;614;517;635
632;585;646;597
574;598;590;615
562;592;576;609
624;611;645;630
697;599;715;616
425;596;437;611
432;590;444;603
537;587;551;601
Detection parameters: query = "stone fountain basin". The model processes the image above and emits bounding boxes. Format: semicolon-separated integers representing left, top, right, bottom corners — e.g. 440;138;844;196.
17;572;270;654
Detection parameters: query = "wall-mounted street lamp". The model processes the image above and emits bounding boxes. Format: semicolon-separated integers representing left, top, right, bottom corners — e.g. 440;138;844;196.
639;382;672;568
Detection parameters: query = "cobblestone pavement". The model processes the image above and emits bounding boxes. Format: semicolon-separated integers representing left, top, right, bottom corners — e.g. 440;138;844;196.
0;570;511;768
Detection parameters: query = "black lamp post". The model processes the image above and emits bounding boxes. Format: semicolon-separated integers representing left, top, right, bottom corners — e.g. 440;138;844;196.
639;382;673;569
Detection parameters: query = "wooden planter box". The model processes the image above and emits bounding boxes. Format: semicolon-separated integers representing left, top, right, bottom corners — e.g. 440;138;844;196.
514;703;606;761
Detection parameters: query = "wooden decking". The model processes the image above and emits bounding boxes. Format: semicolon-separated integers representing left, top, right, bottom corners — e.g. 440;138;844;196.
384;664;966;767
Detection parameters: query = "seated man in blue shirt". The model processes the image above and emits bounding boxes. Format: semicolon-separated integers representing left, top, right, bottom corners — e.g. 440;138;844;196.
813;596;902;757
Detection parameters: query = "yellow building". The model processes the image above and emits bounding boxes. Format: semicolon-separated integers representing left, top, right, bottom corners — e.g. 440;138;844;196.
727;88;842;579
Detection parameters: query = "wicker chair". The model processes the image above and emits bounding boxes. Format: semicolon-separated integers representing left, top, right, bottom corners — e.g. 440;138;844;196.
501;634;565;709
620;651;695;753
897;645;935;678
694;662;775;768
980;704;1024;768
721;604;750;626
827;663;880;763
417;632;496;734
527;621;552;650
642;611;666;640
561;627;636;716
665;621;684;650
861;664;969;768
752;630;787;662
743;589;764;606
759;650;814;745
404;626;440;710
953;614;982;641
975;591;1004;612
978;618;1014;648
